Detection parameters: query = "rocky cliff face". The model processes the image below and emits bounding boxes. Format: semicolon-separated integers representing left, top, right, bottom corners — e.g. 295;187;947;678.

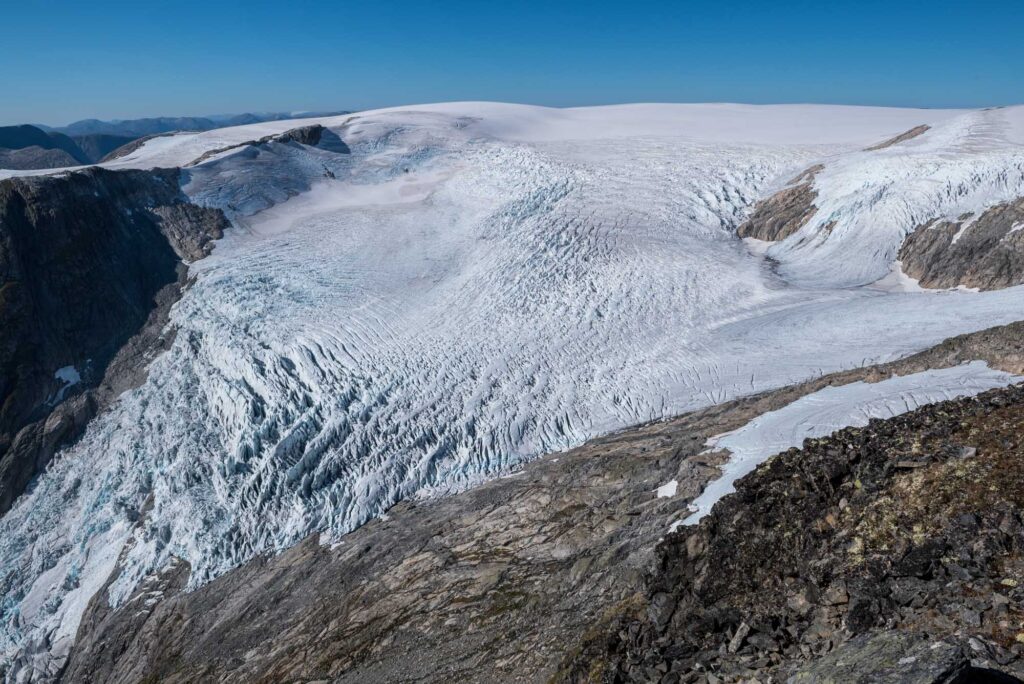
899;198;1024;290
57;321;1024;684
0;167;226;515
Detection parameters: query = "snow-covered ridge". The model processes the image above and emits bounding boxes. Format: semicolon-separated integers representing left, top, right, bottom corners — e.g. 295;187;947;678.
758;106;1024;287
3;102;1024;679
0;101;979;181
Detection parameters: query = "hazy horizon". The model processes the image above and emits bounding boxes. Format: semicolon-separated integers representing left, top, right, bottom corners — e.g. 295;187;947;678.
2;0;1022;126
15;100;1024;132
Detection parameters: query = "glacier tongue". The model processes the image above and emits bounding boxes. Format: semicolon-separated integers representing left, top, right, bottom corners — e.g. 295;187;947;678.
4;104;1024;677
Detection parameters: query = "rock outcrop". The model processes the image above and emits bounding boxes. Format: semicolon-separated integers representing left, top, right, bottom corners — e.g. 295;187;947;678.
899;198;1024;290
0;166;227;515
59;320;1024;683
736;165;823;242
560;377;1024;683
0;147;83;171
185;123;349;166
864;124;931;151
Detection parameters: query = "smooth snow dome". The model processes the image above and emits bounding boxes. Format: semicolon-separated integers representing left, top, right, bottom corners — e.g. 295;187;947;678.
681;362;1022;526
4;102;1024;676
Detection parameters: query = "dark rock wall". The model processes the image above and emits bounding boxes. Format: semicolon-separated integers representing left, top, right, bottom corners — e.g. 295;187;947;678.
0;167;226;515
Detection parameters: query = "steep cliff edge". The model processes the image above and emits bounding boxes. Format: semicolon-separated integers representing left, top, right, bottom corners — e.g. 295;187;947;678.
0;167;227;515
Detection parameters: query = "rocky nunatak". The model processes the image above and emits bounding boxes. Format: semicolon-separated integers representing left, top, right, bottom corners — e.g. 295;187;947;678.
0;166;227;514
560;383;1024;684
899;198;1024;291
735;165;823;243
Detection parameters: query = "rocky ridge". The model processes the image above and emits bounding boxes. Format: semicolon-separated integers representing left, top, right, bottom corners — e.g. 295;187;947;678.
864;124;931;151
184;123;350;167
560;369;1024;683
735;165;823;243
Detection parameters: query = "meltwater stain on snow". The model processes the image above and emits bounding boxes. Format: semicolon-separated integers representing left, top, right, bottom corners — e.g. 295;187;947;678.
681;361;1022;526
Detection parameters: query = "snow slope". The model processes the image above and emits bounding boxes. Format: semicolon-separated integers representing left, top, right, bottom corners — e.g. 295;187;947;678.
3;102;1024;679
761;106;1024;287
681;361;1022;526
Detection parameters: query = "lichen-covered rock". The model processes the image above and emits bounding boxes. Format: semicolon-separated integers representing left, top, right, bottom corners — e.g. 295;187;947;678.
788;632;968;684
559;365;1024;683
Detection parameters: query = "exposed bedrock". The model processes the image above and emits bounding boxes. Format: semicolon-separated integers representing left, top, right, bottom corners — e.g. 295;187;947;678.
899;198;1024;290
60;321;1024;684
0;167;227;515
864;124;931;151
560;379;1024;683
735;164;822;242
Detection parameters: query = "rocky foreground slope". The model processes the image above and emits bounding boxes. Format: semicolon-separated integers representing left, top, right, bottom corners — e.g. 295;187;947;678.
55;321;1024;684
565;367;1024;683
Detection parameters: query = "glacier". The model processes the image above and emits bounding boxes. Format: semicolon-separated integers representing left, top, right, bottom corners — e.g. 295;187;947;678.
3;102;1024;679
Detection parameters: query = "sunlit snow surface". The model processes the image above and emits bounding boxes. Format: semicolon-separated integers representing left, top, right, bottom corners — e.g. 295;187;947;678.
681;361;1023;526
4;103;1024;677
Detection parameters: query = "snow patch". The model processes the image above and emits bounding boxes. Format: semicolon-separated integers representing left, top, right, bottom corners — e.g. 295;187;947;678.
681;361;1021;525
51;365;81;403
868;261;931;293
656;480;678;498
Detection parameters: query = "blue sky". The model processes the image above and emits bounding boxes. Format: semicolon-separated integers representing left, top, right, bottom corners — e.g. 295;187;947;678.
3;0;1022;125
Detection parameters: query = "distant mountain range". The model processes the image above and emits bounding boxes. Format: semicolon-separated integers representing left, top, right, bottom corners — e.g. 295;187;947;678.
0;111;349;169
38;110;349;137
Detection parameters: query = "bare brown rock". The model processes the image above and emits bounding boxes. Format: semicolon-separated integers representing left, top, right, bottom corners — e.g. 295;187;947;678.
559;344;1024;683
899;198;1024;290
736;165;823;242
864;125;931;151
